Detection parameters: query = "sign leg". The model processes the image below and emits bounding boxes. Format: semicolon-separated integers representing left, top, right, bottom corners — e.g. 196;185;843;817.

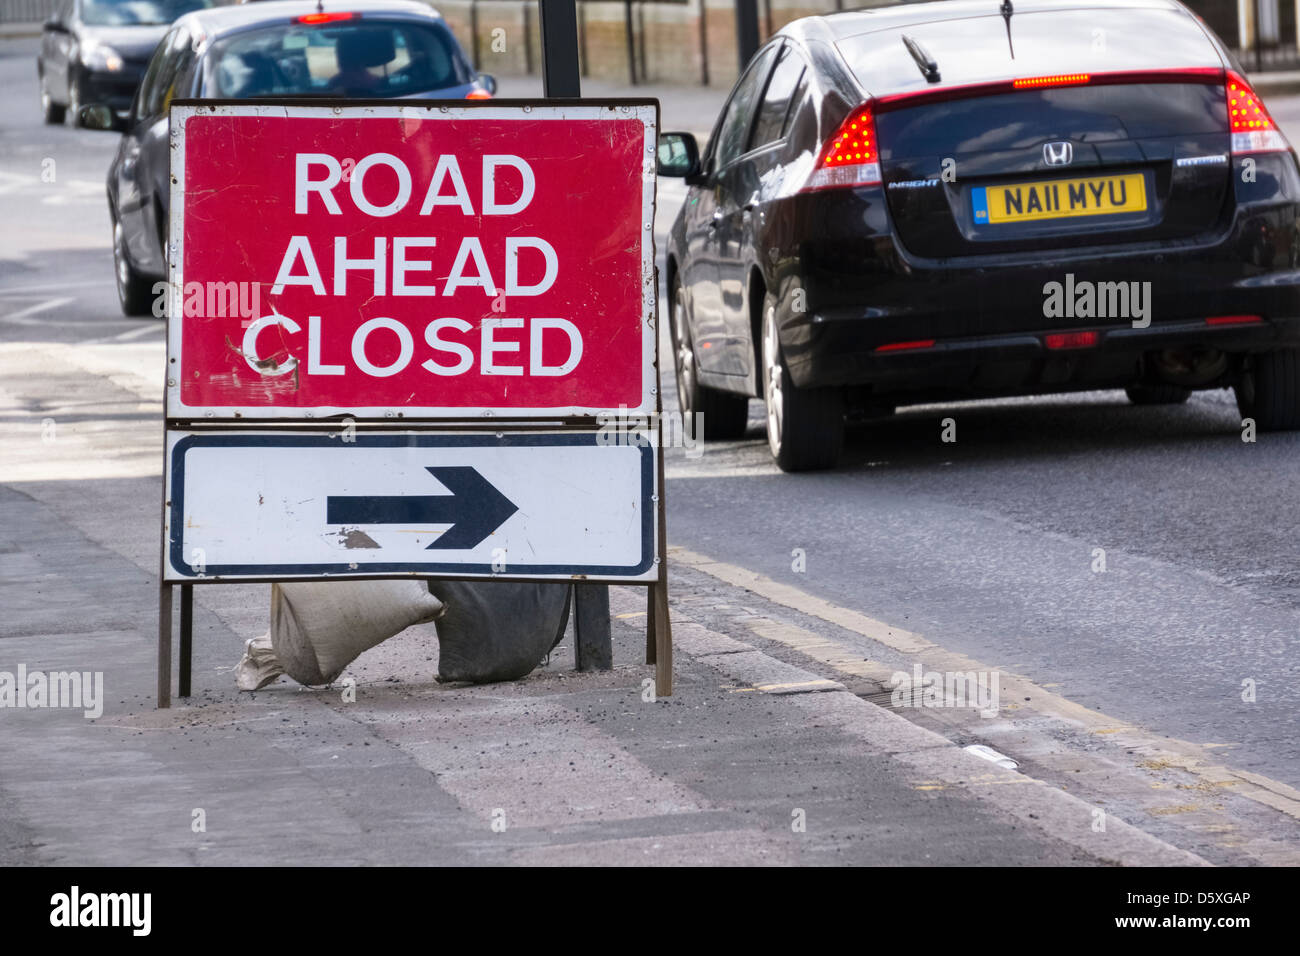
653;580;672;697
645;583;656;664
573;583;613;671
650;386;671;690
157;583;172;709
179;584;193;698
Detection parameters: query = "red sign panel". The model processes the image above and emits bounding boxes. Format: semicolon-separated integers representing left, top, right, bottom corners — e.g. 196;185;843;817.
167;102;657;419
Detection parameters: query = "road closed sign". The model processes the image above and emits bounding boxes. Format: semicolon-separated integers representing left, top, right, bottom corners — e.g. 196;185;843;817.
166;101;658;420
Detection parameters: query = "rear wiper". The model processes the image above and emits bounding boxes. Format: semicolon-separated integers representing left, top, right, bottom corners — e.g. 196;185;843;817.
901;34;940;83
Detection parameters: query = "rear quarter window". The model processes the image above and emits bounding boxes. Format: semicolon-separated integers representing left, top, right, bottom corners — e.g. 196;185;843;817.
204;20;472;99
749;47;805;150
837;8;1223;96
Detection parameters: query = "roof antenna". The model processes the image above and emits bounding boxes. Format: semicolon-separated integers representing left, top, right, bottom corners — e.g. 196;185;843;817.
1000;0;1015;59
316;0;324;11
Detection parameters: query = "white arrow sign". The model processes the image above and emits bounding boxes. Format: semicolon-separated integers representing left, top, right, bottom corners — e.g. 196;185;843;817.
164;430;657;582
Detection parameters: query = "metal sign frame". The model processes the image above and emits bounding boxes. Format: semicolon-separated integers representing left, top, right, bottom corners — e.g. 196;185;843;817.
158;2;671;709
156;94;672;708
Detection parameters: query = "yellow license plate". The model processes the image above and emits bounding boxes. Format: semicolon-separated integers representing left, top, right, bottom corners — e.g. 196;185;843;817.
972;173;1147;225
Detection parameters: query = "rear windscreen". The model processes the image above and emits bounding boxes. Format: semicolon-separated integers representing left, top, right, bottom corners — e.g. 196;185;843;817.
877;83;1227;157
205;21;472;99
837;8;1223;97
82;0;213;27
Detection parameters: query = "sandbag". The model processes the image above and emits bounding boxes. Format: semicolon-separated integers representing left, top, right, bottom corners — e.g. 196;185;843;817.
429;581;571;683
270;580;445;686
235;631;284;691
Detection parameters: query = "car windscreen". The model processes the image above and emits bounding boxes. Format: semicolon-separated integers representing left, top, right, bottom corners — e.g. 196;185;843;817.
836;8;1223;97
81;0;212;27
204;20;472;99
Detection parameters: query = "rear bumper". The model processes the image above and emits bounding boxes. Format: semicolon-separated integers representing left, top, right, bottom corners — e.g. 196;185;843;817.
762;150;1300;396
793;314;1300;398
783;209;1300;395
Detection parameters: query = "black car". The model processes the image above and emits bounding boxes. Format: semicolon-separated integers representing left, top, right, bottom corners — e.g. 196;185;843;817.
658;0;1300;471
88;0;494;316
38;0;215;125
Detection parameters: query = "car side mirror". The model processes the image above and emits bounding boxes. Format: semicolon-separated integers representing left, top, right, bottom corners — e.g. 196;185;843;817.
79;104;123;132
657;132;702;182
476;73;497;95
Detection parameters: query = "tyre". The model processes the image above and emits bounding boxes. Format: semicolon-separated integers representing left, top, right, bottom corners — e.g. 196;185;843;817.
1235;349;1300;431
113;216;155;317
669;277;750;440
40;79;65;125
761;294;844;472
1125;384;1191;405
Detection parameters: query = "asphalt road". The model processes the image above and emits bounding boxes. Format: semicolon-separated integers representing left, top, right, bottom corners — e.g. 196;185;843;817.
673;102;1300;789
3;34;1300;863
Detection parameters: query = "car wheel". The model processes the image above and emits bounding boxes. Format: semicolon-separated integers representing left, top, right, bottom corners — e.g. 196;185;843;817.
113;216;156;317
40;79;66;125
1235;349;1300;431
670;277;749;439
1125;384;1191;405
761;294;844;472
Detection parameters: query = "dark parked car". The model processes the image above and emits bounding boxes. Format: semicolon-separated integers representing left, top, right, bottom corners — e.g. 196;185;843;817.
658;0;1300;470
88;0;494;316
38;0;215;125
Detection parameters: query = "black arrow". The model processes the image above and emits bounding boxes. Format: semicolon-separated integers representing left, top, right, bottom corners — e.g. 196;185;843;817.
327;466;518;550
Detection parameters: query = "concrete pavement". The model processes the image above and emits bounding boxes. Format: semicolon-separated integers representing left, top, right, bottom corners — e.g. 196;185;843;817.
0;340;1201;864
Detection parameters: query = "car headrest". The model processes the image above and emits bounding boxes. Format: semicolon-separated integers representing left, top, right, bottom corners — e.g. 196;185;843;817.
336;30;396;71
220;50;276;97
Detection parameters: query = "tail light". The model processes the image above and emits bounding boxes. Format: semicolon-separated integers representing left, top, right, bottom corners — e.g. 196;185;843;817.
875;339;935;352
1012;73;1090;90
466;89;493;99
1227;71;1289;154
1045;331;1098;350
803;103;881;192
296;11;356;23
1206;314;1262;325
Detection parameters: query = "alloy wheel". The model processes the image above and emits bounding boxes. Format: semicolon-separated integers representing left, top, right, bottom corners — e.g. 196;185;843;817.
113;220;130;304
762;302;784;458
672;283;696;418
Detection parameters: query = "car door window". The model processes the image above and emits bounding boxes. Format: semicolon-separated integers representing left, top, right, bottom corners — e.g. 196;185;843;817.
137;27;180;121
155;28;197;118
749;48;805;151
711;44;779;171
782;72;809;139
